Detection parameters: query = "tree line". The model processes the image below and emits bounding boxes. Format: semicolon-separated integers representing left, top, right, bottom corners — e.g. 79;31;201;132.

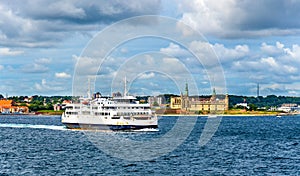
1;94;299;111
229;95;300;110
0;94;73;112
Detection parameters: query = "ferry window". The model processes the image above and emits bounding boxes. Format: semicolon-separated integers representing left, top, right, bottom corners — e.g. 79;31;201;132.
82;111;90;115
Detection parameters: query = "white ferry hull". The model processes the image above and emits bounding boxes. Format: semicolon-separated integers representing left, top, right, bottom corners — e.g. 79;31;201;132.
62;113;158;131
62;122;158;131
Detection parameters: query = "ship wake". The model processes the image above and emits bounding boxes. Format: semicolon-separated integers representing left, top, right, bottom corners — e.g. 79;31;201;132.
0;123;67;131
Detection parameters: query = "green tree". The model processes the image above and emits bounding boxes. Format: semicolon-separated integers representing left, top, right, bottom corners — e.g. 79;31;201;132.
152;101;159;107
248;104;258;111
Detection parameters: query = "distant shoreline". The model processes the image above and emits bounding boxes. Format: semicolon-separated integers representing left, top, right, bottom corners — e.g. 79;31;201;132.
159;114;277;117
1;112;298;117
159;112;299;117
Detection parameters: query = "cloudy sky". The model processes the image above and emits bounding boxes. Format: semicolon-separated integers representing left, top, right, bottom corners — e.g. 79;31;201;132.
1;0;300;97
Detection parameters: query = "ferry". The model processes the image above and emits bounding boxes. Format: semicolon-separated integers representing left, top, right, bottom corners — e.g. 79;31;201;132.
61;81;158;131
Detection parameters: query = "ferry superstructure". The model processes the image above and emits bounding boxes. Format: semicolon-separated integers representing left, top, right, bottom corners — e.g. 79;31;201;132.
61;94;158;130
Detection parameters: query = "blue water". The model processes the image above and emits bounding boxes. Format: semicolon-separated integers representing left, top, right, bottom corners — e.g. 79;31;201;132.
0;115;299;175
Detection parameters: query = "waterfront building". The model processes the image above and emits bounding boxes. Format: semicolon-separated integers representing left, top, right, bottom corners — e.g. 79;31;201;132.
235;103;249;109
54;100;72;111
148;96;165;107
0;99;29;114
170;83;229;114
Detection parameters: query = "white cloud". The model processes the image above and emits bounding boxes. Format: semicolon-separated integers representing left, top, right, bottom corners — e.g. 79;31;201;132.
138;72;155;79
55;72;71;78
0;1;162;47
2;1;300;97
35;79;48;91
178;0;241;37
0;4;38;46
22;63;49;73
283;65;297;74
34;78;67;93
261;57;278;68
213;43;249;62
160;41;250;67
120;48;128;53
20;57;52;73
35;58;52;64
286;44;300;59
260;41;293;57
178;0;300;38
188;41;221;68
45;1;86;19
72;55;100;75
229;42;300;89
160;43;189;57
0;47;24;56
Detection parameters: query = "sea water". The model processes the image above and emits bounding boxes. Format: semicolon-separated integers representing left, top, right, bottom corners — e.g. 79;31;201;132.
0;115;299;175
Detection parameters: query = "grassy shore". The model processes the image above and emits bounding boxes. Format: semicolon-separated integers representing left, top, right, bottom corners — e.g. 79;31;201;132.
159;109;285;116
36;110;64;115
223;109;280;116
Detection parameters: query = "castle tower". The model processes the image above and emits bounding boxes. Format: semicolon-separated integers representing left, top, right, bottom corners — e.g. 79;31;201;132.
185;82;189;97
181;82;190;113
225;93;229;110
211;88;217;101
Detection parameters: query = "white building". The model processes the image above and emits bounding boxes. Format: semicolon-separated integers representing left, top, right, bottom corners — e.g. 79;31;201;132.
148;96;165;106
235;103;249;109
277;103;300;112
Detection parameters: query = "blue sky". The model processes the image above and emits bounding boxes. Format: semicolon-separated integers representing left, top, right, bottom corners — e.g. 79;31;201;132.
1;0;300;97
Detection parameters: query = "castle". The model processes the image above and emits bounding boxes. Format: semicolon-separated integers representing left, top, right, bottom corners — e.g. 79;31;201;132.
170;83;229;114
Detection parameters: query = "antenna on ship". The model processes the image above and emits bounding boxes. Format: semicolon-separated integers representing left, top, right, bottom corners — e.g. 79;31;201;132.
124;76;127;97
87;78;91;98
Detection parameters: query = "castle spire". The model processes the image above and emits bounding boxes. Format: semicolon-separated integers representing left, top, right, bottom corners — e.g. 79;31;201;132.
212;88;216;96
185;82;189;97
211;88;216;101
